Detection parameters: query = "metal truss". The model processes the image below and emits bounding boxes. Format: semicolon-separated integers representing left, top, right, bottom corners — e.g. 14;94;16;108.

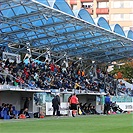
0;0;133;63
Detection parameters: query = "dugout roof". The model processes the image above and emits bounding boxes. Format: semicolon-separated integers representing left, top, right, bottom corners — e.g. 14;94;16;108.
0;0;133;63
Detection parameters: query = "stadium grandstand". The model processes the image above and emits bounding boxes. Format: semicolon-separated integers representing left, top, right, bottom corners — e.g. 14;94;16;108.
0;0;133;119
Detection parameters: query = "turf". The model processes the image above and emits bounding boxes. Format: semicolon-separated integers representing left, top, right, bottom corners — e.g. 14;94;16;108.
0;114;133;133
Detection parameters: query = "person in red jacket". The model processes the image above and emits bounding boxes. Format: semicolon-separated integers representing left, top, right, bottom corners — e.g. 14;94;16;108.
70;93;79;117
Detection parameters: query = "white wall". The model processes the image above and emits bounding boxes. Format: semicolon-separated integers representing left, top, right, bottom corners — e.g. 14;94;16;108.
116;102;133;111
0;91;21;110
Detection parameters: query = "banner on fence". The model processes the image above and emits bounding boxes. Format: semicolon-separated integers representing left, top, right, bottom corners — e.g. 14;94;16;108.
46;102;69;115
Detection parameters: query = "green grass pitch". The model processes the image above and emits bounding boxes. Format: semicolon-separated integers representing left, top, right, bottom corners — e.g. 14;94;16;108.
0;114;133;133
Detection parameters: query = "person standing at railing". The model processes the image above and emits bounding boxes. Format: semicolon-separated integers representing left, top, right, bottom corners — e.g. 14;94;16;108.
15;75;24;88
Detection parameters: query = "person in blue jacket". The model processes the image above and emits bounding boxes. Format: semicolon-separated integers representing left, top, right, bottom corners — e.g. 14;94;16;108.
104;93;111;114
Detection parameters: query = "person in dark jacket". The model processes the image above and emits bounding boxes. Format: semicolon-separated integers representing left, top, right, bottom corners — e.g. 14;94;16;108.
23;97;31;110
52;94;60;116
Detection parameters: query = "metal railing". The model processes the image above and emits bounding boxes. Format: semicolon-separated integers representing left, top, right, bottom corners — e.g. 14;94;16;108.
0;72;39;90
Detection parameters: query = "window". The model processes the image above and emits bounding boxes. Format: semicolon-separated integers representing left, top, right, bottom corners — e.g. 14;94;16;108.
120;3;124;8
120;14;124;19
111;14;133;21
71;5;77;10
124;1;133;8
112;1;123;8
98;2;109;8
82;2;93;9
112;1;133;8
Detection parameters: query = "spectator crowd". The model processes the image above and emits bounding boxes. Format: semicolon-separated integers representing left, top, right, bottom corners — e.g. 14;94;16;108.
0;57;131;96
